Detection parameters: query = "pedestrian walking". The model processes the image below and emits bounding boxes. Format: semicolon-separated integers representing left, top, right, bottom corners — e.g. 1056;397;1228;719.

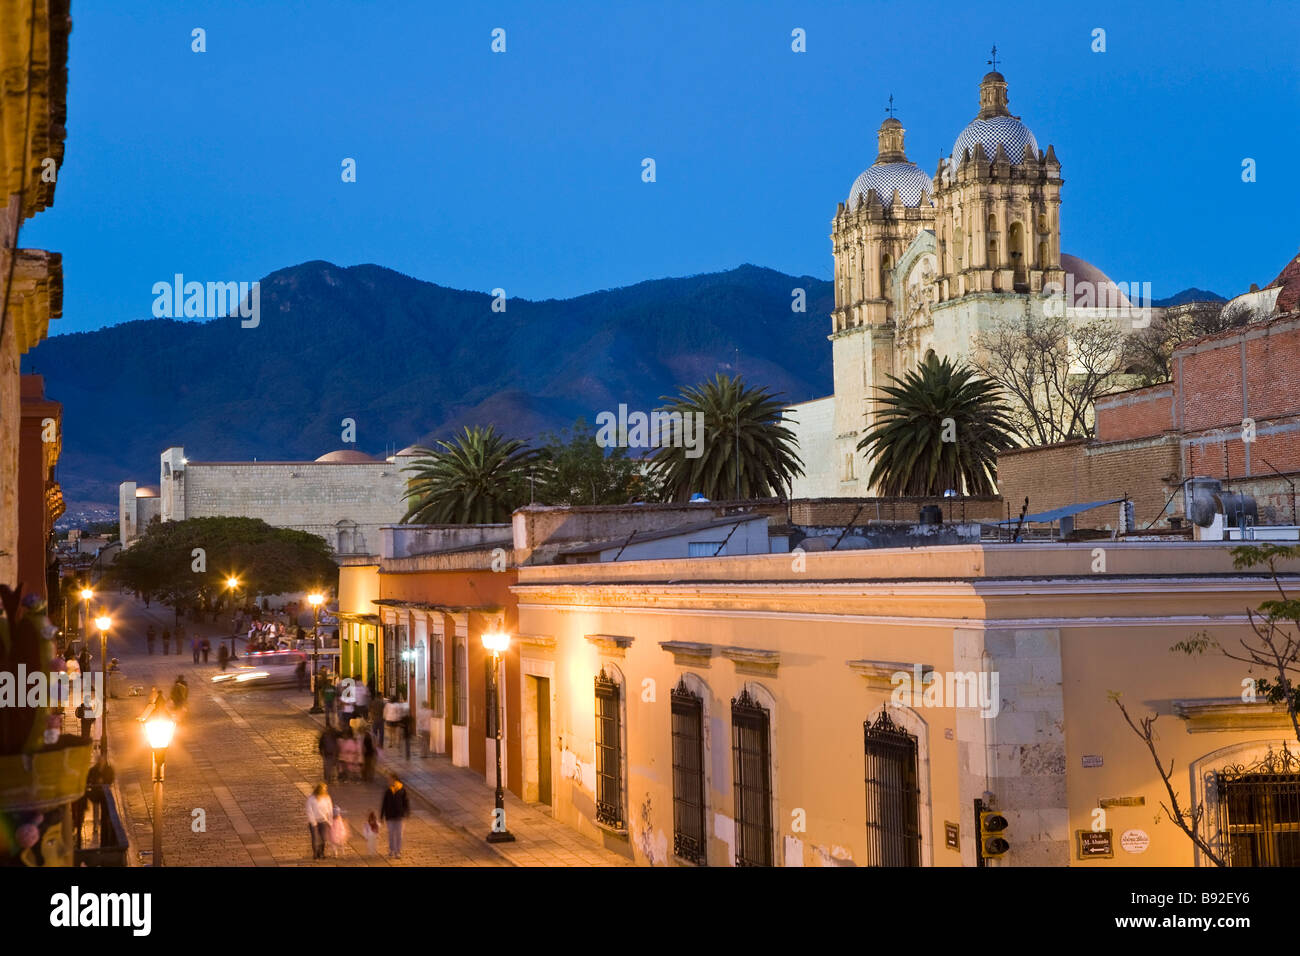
146;625;156;655
363;812;379;857
329;806;347;858
379;775;410;859
371;694;385;747
201;637;210;663
361;729;376;782
295;659;307;692
318;727;339;783
322;675;337;728
383;697;402;750
218;643;228;671
170;674;189;714
339;730;361;782
162;627;171;656
306;783;333;860
77;646;91;674
192;637;201;664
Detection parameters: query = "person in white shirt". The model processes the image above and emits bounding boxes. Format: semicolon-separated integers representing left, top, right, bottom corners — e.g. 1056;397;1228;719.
305;783;333;860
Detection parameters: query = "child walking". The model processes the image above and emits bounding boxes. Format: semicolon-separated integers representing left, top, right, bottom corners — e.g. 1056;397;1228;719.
363;811;380;857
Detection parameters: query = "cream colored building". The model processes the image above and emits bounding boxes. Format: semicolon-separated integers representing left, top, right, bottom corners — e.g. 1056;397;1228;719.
512;541;1300;866
120;444;423;556
788;69;1147;497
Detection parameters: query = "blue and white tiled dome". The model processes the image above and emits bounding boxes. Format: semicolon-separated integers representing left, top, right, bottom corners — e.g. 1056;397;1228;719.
848;162;934;209
952;115;1038;166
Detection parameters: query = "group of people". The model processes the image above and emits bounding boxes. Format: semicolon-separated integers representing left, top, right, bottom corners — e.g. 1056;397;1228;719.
305;775;410;860
144;623;186;656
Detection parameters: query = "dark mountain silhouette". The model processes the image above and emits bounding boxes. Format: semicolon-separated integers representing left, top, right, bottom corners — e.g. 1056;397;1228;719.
1152;288;1226;307
27;261;834;507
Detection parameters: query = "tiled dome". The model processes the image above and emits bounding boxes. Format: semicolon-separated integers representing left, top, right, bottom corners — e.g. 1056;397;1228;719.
952;115;1039;166
849;162;934;209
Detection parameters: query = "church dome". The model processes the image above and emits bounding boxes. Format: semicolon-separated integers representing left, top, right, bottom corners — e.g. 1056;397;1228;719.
849;163;933;209
950;68;1040;167
848;114;933;209
314;449;376;463
952;115;1038;165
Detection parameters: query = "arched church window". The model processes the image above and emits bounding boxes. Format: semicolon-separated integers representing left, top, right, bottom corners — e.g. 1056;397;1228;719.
880;255;892;299
1008;222;1027;288
1037;213;1048;233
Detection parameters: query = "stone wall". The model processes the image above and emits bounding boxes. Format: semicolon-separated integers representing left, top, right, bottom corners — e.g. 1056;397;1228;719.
177;460;409;554
997;436;1181;530
782;395;835;498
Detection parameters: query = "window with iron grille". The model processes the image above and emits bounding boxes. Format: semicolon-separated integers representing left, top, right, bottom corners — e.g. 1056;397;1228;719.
395;624;409;698
594;669;624;829
382;623;398;698
430;638;444;718
1216;748;1300;867
731;688;772;866
863;709;921;867
452;638;467;726
671;678;707;864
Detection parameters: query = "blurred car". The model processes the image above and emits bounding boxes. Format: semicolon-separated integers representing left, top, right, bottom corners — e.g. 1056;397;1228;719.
210;649;308;688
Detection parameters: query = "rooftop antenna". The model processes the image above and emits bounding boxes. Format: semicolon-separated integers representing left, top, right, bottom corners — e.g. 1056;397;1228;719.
987;44;1000;71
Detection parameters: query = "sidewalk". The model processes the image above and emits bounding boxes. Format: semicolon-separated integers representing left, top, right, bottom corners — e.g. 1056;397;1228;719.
300;706;631;867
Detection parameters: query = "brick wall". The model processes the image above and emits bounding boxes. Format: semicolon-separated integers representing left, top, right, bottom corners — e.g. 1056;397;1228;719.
997;436;1180;529
1173;315;1300;480
1095;384;1173;442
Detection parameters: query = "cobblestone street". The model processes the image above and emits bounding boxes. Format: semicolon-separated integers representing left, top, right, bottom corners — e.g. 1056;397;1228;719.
100;594;628;867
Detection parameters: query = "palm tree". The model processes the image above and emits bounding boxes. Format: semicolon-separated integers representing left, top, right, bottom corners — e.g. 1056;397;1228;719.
857;354;1017;496
650;373;804;501
401;425;536;524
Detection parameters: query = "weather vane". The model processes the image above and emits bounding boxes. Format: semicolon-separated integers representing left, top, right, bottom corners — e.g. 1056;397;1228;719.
987;44;1000;70
885;94;896;118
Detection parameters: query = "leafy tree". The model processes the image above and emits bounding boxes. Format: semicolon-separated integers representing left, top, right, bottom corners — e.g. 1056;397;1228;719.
402;425;537;524
534;418;657;505
857;354;1017;496
1112;543;1300;867
971;313;1128;444
108;516;337;612
1122;303;1244;387
649;373;803;502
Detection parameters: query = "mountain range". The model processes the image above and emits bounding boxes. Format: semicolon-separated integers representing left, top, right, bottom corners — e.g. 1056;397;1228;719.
27;262;837;507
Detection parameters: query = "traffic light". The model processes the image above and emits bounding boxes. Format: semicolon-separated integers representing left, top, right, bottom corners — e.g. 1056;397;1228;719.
979;808;1010;859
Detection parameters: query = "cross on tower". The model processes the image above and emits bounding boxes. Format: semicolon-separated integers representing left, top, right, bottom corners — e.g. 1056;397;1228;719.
987;45;1000;70
885;94;896;118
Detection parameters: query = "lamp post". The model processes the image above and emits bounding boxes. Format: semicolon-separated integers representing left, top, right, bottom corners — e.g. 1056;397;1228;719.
225;577;240;659
144;714;176;866
79;586;93;642
481;629;514;843
308;592;324;714
94;613;112;761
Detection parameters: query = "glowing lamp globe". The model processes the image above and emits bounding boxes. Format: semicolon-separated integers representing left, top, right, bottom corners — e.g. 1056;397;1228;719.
145;716;176;750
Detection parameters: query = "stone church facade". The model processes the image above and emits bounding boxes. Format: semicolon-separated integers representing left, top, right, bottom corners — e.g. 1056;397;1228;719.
788;69;1138;498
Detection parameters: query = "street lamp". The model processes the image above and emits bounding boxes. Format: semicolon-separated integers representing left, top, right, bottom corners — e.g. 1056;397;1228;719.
94;613;112;761
225;577;240;659
143;714;176;866
481;629;514;843
308;592;324;714
79;586;93;641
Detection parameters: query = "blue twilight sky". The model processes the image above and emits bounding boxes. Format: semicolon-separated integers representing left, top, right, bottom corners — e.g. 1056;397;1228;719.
23;0;1300;335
